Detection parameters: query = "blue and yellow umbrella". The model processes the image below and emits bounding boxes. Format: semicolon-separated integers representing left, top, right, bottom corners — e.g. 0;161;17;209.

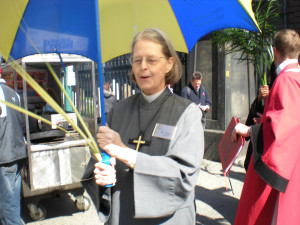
1;0;259;63
0;0;260;164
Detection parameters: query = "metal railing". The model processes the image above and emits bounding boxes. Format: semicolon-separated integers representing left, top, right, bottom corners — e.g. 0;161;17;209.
76;54;140;118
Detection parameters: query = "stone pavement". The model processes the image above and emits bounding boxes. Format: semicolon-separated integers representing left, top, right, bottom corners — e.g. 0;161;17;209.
196;158;246;225
23;149;247;225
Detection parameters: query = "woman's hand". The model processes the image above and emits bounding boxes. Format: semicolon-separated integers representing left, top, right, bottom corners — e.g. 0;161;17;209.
258;85;269;103
96;126;137;169
231;123;250;142
103;144;137;169
96;126;126;149
94;158;116;186
253;112;263;124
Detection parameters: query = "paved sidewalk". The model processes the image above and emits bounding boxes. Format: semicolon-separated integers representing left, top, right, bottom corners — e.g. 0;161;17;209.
196;158;246;225
23;154;247;225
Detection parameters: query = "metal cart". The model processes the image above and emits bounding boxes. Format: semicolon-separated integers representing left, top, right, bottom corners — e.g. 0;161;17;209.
22;135;91;221
10;58;94;221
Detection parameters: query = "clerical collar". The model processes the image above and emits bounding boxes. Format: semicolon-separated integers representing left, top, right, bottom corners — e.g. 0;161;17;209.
276;59;298;75
141;88;166;103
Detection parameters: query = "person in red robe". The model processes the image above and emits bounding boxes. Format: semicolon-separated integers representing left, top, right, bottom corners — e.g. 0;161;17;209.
232;29;300;225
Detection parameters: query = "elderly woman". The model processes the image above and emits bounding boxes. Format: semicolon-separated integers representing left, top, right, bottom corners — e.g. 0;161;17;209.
83;27;203;225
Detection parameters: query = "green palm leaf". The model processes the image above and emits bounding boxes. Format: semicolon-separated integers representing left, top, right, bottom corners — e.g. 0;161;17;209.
212;0;279;85
5;57;101;162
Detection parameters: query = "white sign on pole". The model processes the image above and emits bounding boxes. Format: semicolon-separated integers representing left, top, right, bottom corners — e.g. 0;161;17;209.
66;65;76;86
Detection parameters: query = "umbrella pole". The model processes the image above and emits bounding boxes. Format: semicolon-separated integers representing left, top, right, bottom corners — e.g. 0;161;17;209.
94;0;112;187
94;0;106;126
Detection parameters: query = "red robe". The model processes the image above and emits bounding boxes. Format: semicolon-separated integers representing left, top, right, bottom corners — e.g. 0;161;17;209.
234;62;300;225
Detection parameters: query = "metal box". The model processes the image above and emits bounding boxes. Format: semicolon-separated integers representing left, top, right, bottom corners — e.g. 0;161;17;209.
42;113;77;130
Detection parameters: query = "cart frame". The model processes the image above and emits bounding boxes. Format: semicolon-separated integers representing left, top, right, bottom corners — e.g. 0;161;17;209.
18;58;98;221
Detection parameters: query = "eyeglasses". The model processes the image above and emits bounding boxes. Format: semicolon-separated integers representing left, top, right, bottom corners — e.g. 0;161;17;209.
129;56;167;66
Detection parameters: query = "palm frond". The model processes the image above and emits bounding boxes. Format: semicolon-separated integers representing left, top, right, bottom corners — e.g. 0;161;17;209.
212;0;279;85
6;57;101;162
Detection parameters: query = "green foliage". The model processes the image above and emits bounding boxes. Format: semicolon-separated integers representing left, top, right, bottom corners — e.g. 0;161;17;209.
212;0;279;85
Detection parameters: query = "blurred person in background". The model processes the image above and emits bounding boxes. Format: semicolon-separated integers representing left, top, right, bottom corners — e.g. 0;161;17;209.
0;66;27;225
181;71;211;128
243;61;277;171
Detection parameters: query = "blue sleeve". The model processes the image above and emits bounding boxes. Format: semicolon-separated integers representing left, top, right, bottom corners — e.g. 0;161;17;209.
181;87;188;98
205;90;211;106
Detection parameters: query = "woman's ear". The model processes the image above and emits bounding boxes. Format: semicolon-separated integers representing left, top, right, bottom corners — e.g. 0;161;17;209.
166;57;175;73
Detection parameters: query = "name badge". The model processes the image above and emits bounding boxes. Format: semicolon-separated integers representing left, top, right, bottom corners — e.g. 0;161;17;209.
152;123;177;140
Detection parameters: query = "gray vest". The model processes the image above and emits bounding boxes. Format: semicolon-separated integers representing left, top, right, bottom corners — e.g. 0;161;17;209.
0;81;27;164
109;89;192;155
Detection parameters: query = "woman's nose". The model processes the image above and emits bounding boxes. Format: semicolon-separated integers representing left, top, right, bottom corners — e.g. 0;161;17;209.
141;58;148;69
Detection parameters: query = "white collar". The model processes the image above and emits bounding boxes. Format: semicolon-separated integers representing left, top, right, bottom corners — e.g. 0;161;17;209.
142;88;166;103
0;78;6;84
276;59;298;75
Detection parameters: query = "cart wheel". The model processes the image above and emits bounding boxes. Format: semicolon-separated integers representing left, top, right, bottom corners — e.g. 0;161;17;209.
75;195;91;211
27;203;46;221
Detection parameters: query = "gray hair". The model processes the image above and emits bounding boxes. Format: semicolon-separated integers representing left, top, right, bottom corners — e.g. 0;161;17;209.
129;28;182;85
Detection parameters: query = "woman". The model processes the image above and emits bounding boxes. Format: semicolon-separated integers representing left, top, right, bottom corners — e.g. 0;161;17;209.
243;61;277;171
82;28;204;225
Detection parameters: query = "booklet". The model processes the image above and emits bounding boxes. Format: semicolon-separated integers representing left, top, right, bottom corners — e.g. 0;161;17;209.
218;116;245;175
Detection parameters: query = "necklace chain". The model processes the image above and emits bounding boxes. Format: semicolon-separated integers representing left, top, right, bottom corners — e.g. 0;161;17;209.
128;92;170;151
